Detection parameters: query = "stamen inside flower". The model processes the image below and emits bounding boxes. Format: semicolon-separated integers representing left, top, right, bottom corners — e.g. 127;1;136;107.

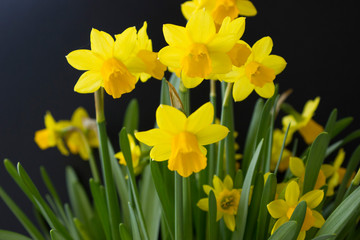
182;43;212;78
227;43;251;67
168;131;207;177
212;0;239;25
218;188;240;214
245;61;275;87
101;58;136;98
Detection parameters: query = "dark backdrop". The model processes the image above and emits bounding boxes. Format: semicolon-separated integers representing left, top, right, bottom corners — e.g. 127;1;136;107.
0;0;358;233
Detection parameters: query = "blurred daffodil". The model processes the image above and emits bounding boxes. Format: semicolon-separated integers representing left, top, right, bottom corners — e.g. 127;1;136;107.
270;129;292;172
282;97;323;144
158;10;244;88
66;24;165;98
267;181;325;240
135;102;229;177
289;157;326;190
197;175;241;231
115;134;144;175
181;0;257;27
219;36;286;101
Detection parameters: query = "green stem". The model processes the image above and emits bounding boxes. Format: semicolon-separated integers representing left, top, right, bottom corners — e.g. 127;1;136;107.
78;131;100;183
208;80;217;183
94;88;120;240
175;172;183;240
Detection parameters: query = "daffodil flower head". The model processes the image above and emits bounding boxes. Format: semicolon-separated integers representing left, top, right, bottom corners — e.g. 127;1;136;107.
227;36;286;101
158;10;243;88
115;134;143;175
181;0;257;27
135;102;229;177
197;175;241;231
282;97;324;144
34;111;71;156
66;25;165;98
267;181;325;240
289;156;326;190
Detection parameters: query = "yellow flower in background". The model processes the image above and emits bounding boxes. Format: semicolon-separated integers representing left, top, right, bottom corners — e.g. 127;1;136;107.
34;112;71;156
181;0;257;27
321;149;354;196
197;175;241;231
66;24;165;98
135;102;229;177
270;129;292;172
115;134;143;175
158;10;244;88
267;181;325;240
220;36;286;101
282;97;324;144
66;107;99;160
289;157;326;190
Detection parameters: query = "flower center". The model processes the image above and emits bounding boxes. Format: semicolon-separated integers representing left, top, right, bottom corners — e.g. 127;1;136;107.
218;188;240;214
168;131;207;177
287;206;315;231
101;58;136;98
212;0;239;25
245;61;275;88
182;43;212;78
227;43;252;68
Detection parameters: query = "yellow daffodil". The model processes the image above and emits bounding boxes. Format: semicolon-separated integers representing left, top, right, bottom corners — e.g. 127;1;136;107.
34;112;71;156
270;129;292;172
66;23;165;98
135;102;229;177
65;107;99;160
267;181;325;240
197;175;241;231
219;36;286;101
181;0;257;27
282;97;323;144
158;10;244;88
321;149;354;196
289;157;326;190
115;134;143;175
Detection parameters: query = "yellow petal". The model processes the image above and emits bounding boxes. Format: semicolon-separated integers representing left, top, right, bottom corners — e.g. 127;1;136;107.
137;21;152;50
163;24;191;49
66;50;102;71
213;175;224;192
254;81;275;99
150;144;171;161
321;164;335;178
186;102;214;133
236;0;257;16
207;33;237;53
289;157;305;178
156;105;186;134
261;55;287;75
224;214;236;231
196;125;229;146
223;175;233;190
298;119;324;144
312;210;325;228
44;111;56;129
56;139;69;156
252;36;273;62
180;73;204;89
285;181;300;207
114;27;137;61
297;231;306;240
158;46;184;69
186;10;216;44
217;17;246;43
232;76;254;101
71;107;88;129
34;129;51;149
209;52;232;74
181;1;197;20
135;128;172;146
197;198;209;211
267;199;288;219
302;97;320;119
333;148;345;169
90;28;114;59
203;185;215;195
299;190;324;209
74;71;102;93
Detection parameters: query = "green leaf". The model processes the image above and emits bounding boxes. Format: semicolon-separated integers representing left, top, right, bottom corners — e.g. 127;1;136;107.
208;190;218;240
289;201;307;240
0;230;32;240
303;133;330;194
0;187;44;240
232;139;263;240
324;109;337;139
326;129;360;157
268;221;297;240
123;98;139;135
332;117;353;140
274;122;291;176
119;223;132;240
312;234;336;240
316;186;360;237
49;230;67;240
128;202;142;240
160;78;171;106
120;127;149;240
255;173;277;240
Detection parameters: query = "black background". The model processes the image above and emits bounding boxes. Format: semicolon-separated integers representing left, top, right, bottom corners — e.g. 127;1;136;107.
0;0;358;233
